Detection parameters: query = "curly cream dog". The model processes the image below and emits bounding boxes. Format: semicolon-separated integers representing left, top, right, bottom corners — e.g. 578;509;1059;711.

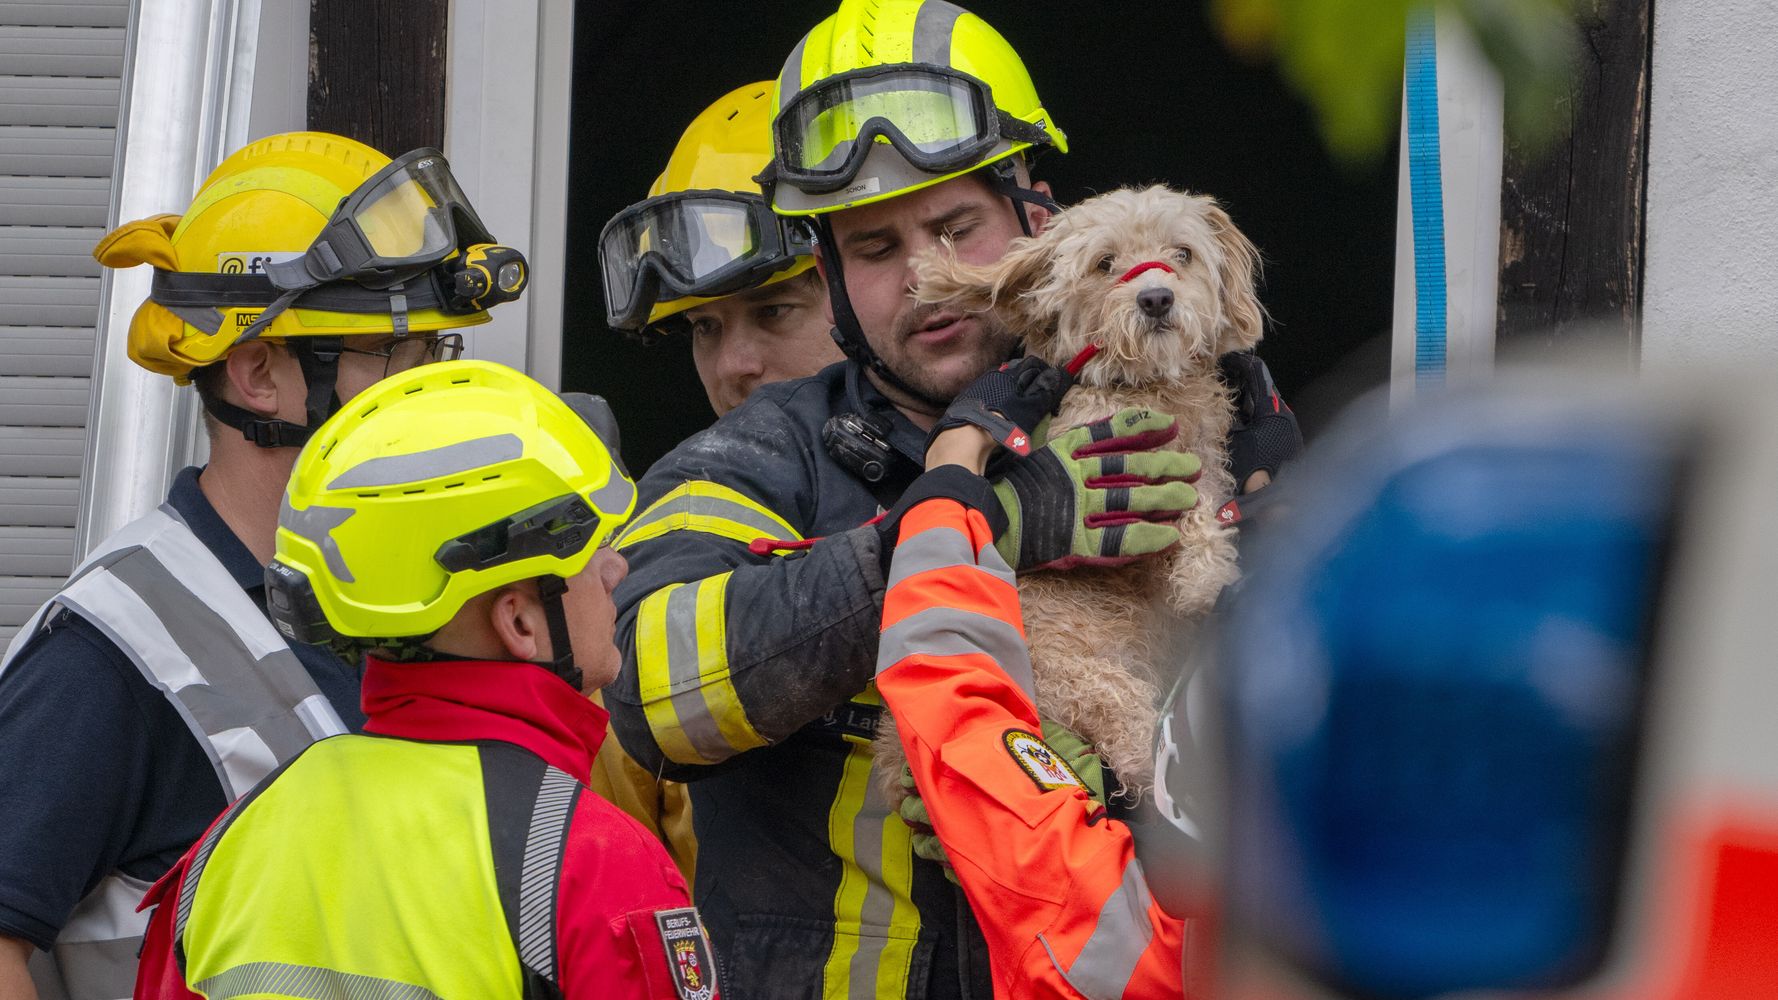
879;185;1265;805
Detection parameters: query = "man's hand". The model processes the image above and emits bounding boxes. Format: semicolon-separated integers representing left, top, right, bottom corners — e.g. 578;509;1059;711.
928;356;1072;458
1219;351;1302;494
991;408;1200;571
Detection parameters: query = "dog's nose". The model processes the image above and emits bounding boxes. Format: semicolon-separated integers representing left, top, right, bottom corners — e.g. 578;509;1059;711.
1137;286;1174;318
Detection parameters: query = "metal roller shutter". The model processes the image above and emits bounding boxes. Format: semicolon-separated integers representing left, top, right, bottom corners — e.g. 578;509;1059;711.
0;0;128;644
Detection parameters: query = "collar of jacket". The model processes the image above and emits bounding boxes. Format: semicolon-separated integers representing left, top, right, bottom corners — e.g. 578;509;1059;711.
842;360;934;466
360;657;608;783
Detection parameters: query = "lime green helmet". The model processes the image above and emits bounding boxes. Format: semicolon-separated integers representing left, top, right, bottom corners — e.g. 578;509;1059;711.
266;360;636;671
767;0;1068;216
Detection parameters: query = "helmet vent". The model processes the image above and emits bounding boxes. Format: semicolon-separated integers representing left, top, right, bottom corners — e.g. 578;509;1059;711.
482;473;501;481
404;385;424;395
443;481;466;490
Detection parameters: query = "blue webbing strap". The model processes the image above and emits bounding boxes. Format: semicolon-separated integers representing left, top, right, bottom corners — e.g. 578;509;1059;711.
1406;10;1448;385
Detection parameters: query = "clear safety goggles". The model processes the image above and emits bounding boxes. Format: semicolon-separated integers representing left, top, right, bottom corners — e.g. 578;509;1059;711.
599;189;811;331
771;64;1053;195
265;147;496;292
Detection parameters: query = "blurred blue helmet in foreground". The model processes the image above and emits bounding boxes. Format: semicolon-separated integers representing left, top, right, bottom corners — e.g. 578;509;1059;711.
1216;379;1686;999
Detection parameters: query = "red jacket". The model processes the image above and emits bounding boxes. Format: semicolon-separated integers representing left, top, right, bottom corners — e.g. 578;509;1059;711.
876;491;1187;999
134;657;716;1000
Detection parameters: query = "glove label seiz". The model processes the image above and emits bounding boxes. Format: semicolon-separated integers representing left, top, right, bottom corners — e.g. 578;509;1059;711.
1005;729;1086;793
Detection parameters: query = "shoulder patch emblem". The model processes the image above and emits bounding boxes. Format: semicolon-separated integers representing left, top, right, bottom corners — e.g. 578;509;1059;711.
655;907;718;1000
1004;729;1085;793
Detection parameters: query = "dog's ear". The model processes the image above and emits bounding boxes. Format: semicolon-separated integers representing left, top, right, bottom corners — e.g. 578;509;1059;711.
913;233;1055;335
1207;202;1265;354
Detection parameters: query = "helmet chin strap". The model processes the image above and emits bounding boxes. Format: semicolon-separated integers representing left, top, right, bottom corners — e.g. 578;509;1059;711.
811;215;952;412
982;157;1060;238
202;336;343;448
535;575;581;692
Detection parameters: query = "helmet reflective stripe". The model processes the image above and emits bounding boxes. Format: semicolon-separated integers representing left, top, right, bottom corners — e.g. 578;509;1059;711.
326;433;525;490
278;498;358;584
0;507;347;999
912;1;965;63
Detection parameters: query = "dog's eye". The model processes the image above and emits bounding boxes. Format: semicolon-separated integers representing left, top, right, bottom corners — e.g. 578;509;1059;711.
1172;246;1194;265
1095;254;1115;273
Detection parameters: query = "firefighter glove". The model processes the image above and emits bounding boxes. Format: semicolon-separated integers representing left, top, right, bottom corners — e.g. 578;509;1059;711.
1219;351;1302;493
928;355;1072;457
990;408;1200;570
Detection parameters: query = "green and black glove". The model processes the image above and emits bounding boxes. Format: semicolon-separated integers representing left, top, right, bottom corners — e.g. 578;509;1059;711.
991;408;1201;570
898;720;1107;884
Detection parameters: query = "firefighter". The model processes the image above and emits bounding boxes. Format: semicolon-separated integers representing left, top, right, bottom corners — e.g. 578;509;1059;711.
601;81;843;416
602;3;1215;995
133;360;717;1000
0;132;522;1000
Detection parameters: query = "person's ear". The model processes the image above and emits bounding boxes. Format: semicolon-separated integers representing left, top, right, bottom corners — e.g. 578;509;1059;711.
221;341;285;417
488;585;545;662
1026;179;1056;233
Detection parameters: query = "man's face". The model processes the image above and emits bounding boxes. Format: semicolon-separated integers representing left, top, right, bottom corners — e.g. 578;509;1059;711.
561;546;629;692
822;172;1049;412
682;270;841;415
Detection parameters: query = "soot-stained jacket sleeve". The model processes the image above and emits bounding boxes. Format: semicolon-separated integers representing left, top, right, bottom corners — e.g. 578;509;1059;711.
607;393;887;781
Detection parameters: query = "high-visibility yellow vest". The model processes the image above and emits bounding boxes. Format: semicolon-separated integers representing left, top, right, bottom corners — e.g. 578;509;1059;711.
174;734;579;999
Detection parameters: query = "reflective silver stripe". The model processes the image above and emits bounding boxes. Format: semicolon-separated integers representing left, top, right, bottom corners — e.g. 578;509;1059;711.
195;961;444;1000
885;523;1015;591
876;606;1037;702
616;489;795;550
912;1;965;65
325;433;524;489
176;807;234;944
779;34;808;112
518;767;579;980
1040;859;1156;1000
277;497;358;583
844;774;897;997
41;874;151;1000
589;473;636;520
660;579;737;762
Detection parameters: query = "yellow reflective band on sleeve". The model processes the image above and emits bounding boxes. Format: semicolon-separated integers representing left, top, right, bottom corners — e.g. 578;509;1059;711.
614;480;802;552
635;573;768;766
822;685;921;999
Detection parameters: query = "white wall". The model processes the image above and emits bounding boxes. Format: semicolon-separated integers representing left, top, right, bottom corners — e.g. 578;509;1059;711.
445;0;576;390
1642;0;1778;369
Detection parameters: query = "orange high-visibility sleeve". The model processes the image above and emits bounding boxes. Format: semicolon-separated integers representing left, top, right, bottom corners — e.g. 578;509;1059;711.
877;496;1187;999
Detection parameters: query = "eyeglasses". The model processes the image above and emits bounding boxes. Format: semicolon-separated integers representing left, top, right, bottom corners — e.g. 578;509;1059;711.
340;333;464;378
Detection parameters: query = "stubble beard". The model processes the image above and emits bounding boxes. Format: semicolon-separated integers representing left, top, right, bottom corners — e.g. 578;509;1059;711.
873;306;1022;409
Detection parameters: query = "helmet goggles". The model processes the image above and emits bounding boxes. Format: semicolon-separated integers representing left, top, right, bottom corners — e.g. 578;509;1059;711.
771;64;1052;195
268;147;494;290
599;189;811;331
